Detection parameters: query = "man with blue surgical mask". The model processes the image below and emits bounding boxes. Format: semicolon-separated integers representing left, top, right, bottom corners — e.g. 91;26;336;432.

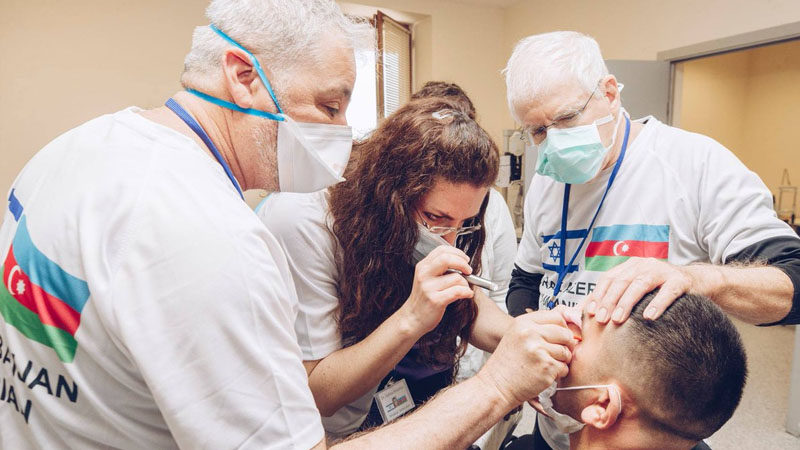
503;31;800;449
0;2;581;449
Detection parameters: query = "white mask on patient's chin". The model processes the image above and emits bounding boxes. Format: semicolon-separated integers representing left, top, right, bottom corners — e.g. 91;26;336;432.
537;382;621;434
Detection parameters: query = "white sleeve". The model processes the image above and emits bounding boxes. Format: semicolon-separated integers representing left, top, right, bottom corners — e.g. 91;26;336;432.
110;201;323;449
515;180;545;274
485;189;518;309
256;193;343;361
693;137;797;263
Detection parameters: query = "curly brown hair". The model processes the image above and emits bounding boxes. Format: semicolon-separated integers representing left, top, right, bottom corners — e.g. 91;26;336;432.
328;97;499;367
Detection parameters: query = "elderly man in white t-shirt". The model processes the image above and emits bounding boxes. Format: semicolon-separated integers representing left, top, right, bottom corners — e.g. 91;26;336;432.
0;2;582;449
503;31;800;450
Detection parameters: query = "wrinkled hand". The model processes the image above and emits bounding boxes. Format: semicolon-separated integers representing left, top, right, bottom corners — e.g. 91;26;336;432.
585;257;695;324
399;245;475;335
478;309;579;407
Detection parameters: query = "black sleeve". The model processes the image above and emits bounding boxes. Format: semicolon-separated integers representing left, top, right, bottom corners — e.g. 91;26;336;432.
506;265;544;317
726;235;800;325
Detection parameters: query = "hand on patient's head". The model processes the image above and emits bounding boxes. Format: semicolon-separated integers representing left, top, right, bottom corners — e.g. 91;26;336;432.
565;290;747;446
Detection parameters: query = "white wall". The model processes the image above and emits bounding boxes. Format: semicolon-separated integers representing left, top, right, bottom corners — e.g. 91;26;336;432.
503;0;800;60
676;39;800;197
0;0;205;195
346;0;510;149
4;0;800;195
501;0;800;135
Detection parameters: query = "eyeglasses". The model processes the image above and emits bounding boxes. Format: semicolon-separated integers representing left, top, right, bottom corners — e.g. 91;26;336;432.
418;212;482;237
525;84;599;144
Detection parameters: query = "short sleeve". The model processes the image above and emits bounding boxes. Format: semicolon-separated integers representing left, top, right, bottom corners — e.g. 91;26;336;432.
256;192;343;360
110;196;324;449
484;189;518;309
694;137;797;263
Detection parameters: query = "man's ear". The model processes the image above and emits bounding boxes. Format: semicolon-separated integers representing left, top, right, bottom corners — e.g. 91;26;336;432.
600;75;621;108
579;384;622;430
220;48;260;110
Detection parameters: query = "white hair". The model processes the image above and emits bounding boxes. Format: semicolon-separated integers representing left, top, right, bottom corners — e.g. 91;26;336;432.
182;0;374;93
503;31;609;122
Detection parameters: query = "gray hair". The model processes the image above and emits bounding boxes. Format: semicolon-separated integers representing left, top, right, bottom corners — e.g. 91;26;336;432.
503;31;609;122
182;0;374;93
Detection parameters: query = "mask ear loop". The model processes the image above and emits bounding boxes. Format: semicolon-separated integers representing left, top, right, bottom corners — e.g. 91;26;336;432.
555;384;623;425
208;24;285;117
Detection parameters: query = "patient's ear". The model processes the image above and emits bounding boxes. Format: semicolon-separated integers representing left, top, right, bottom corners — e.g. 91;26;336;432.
580;384;622;430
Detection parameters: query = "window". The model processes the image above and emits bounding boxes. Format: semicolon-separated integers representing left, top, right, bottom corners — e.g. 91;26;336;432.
345;11;412;139
377;11;412;119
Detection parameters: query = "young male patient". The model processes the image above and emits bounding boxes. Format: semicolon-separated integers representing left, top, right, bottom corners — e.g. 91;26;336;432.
517;291;748;450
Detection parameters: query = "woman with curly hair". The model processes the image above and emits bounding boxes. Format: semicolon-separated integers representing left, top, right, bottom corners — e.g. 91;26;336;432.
256;96;512;438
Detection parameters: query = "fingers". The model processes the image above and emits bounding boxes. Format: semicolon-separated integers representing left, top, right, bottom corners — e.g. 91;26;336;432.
523;309;569;327
529;399;549;417
585;277;611;316
609;276;658;324
556;360;569;379
428;244;470;264
418;272;473;306
535;323;575;347
437;284;475;305
587;259;654;324
585;258;639;319
593;277;630;323
418;246;472;278
642;278;684;320
427;272;471;291
540;341;572;363
552;305;583;331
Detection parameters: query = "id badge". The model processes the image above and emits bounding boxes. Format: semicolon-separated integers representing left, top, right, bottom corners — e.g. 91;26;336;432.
374;378;415;423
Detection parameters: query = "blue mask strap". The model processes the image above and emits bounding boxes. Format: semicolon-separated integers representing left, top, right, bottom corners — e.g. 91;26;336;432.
185;88;284;122
209;24;283;115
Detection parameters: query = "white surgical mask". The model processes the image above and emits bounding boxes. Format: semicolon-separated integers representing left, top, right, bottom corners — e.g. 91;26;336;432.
188;24;354;194
276;116;353;193
537;382;621;434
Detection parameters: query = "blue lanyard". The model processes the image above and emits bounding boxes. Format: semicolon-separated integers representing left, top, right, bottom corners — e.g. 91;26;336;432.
165;98;244;199
553;116;631;298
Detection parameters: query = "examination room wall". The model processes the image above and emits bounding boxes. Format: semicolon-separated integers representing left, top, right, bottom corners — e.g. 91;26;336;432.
0;0;205;196
676;40;800;197
344;0;510;150
503;0;800;61
0;0;511;196
501;0;800;130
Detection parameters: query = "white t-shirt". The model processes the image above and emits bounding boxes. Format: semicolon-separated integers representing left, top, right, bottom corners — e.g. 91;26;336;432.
516;117;796;449
256;187;516;437
0;108;324;449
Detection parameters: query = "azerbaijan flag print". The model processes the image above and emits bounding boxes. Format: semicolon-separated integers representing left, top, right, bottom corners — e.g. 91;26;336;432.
584;224;669;271
1;190;89;362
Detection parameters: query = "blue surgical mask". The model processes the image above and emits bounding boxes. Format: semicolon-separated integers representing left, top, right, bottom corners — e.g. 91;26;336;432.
534;110;624;184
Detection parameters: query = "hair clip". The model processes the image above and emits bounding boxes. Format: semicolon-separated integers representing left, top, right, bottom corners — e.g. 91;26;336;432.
432;110;454;120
